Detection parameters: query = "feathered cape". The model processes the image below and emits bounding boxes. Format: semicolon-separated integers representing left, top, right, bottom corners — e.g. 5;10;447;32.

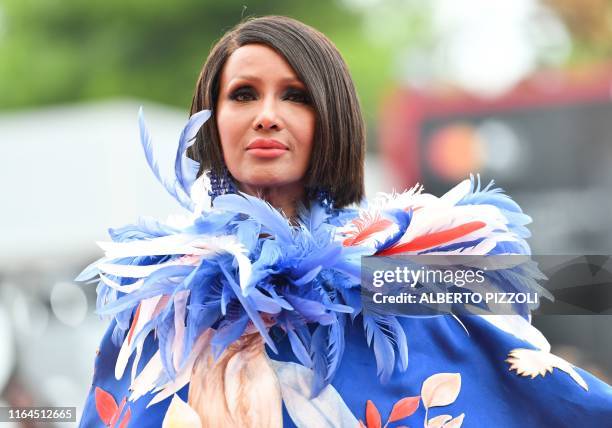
77;109;550;405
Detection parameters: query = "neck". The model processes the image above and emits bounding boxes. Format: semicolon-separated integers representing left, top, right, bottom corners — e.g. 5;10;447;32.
237;182;306;219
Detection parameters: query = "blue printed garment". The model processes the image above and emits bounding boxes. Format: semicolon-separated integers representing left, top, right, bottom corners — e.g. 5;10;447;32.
81;314;612;427
78;110;612;427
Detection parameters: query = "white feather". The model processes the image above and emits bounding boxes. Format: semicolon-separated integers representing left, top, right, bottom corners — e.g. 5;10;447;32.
440;179;472;206
98;259;188;279
129;351;164;402
97;234;198;258
115;295;163;380
99;274;144;293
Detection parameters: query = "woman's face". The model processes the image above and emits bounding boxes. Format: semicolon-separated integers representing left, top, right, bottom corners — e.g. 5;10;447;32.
216;44;316;194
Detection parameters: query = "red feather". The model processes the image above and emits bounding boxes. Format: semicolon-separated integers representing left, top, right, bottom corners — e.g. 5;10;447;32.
378;221;486;255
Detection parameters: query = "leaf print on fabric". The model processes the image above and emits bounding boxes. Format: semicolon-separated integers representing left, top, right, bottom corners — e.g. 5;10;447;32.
360;395;420;428
366;400;382;428
360;373;464;428
421;373;461;408
427;414;452;428
162;394;202;428
421;373;463;428
388;396;420;422
443;413;465;428
94;387;130;427
506;348;588;391
95;387;117;426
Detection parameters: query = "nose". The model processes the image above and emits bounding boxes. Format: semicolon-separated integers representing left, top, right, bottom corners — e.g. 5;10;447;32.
253;98;282;131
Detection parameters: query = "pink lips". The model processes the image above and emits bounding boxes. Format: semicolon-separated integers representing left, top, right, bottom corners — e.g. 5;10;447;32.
246;138;288;159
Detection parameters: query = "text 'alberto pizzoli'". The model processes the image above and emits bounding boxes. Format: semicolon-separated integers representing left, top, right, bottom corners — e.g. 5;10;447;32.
369;267;539;306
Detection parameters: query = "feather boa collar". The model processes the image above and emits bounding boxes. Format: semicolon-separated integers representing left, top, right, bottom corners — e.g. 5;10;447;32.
78;109;549;404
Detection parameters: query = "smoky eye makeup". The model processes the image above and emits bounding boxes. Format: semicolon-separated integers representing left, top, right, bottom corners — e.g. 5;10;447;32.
283;87;311;104
228;85;257;102
226;82;311;104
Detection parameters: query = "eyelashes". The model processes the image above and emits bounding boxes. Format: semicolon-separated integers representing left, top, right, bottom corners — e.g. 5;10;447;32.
229;86;256;102
284;88;311;104
228;85;311;105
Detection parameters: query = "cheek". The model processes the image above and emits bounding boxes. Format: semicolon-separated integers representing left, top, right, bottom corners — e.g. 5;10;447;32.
296;111;316;157
215;107;235;152
215;104;249;165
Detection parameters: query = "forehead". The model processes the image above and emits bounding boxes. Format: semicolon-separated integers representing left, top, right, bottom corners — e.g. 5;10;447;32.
220;44;300;84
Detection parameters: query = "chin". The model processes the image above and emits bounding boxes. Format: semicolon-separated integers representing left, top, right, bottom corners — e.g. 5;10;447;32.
234;169;302;190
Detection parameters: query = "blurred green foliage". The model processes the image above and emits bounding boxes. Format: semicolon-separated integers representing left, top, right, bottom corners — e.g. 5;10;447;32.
0;0;430;120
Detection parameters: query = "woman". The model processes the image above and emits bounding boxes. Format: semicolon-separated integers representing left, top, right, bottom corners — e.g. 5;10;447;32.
79;16;612;427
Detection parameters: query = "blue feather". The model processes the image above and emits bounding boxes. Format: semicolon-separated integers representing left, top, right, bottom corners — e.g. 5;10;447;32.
261;285;293;310
213;193;293;243
183;211;236;235
310;325;328;396
219;261;278;353
376;209;412;252
363;314;401;383
182;303;221;369
293;266;322;286
75;258;104;282
115;306;133;330
337;287;362;320
157;308;177;378
234;219;261;252
109;217;176;243
138;107;194;211
326;314;346;380
298;200;332;234
174;109;211;196
246;239;283;292
211;316;249;359
220;284;232;315
388;316;408;371
97;266;192;315
310;314;346;397
285;296;335;325
248;288;283;314
111;323;127;347
294;244;342;278
419;238;485;254
287;326;313;368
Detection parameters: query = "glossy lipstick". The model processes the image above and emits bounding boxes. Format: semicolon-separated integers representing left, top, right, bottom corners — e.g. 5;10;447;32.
246;138;288;159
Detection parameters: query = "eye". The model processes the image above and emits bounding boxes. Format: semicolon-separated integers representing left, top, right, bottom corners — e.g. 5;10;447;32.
283;88;311;105
229;86;257;102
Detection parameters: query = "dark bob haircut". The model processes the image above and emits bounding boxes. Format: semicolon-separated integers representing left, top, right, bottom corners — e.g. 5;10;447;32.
189;15;365;208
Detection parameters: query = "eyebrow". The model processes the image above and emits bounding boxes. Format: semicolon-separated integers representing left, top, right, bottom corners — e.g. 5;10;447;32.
228;75;305;86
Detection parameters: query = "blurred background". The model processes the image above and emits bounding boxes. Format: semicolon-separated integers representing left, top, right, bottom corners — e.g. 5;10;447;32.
1;0;611;425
